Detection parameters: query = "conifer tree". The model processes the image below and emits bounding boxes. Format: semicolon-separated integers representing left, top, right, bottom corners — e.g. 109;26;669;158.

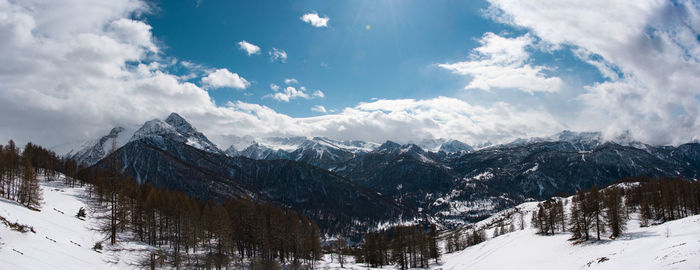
569;189;590;241
428;224;439;264
336;233;346;268
18;159;41;208
588;185;605;240
604;187;626;238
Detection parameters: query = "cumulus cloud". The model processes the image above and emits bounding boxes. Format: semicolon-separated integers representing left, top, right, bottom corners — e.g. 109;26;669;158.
301;12;329;27
4;0;696;153
237;40;260;55
269;47;287;62
439;32;563;94
311;105;327;113
201;68;250;89
215;97;564;146
264;79;325;102
312;90;325;98
485;0;700;145
0;0;247;148
264;86;310;102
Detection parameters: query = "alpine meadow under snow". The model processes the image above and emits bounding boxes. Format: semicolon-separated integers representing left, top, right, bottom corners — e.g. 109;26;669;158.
2;0;700;269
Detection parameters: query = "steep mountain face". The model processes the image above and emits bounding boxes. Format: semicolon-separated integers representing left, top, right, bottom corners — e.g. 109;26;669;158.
227;136;379;170
225;143;290;160
63;113;222;166
75;113;700;231
92;115;407;234
68;126;134;166
335;142;454;209
130;113;223;155
325;133;700;226
428;140;700;225
438;139;474;158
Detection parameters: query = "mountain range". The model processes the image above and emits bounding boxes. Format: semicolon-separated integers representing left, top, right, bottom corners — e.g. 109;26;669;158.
57;113;700;232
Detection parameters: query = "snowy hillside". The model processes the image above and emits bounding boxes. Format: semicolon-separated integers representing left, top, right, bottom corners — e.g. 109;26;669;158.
433;185;699;270
1;174;698;270
438;214;700;270
317;191;700;270
0;176;145;269
315;213;700;270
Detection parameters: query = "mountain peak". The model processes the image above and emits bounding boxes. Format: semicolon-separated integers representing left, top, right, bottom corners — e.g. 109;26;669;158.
165;112;185;122
439;139;473;154
130;114;222;155
377;140;401;153
107;126;125;137
164;112;196;134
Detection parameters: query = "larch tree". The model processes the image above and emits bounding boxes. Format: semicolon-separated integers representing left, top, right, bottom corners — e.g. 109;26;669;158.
604;187;627;238
588;185;605;240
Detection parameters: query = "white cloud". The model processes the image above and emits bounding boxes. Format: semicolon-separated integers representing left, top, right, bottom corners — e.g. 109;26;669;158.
486;0;700;145
264;86;310;102
0;0;225;147
264;79;325;102
312;90;325;98
217;97;564;146
439;32;563;94
237;40;260;55
109;18;158;53
301;12;329;27
269;47;287;62
311;105;327;113
201;68;250;89
3;0;696;151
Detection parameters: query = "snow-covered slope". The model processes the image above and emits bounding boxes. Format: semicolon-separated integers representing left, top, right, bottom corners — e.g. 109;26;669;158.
439;214;700;270
0;176;145;269
317;191;699;270
2;174;697;270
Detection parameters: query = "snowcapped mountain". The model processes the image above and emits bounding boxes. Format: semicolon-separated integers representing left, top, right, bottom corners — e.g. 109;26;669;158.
225;142;290;160
225;136;475;167
129;113;223;155
438;140;474;157
218;131;700;226
501;130;602;151
57;118;700;233
429;139;700;224
334;141;453;210
226;136;380;169
62;126;136;166
90;113;408;233
411;138;474;155
63;113;224;166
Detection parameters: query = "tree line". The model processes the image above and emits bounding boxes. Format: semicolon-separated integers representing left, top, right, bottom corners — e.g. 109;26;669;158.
533;177;699;242
624;176;700;226
2;140;324;269
352;224;440;270
444;226;488;254
0;141;69;209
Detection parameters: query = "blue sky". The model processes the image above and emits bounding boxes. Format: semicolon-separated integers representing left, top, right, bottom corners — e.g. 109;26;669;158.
1;0;698;148
145;0;600;117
